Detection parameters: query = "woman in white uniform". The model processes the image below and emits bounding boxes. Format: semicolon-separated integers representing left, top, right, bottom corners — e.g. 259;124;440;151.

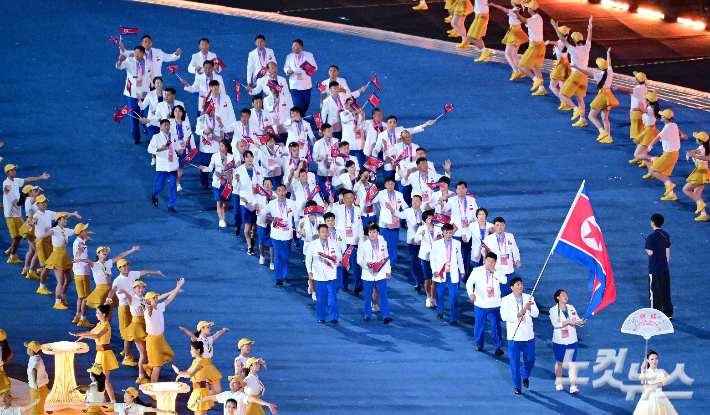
243;358;266;415
632;92;661;168
549;289;586;394
198;139;235;228
414;210;442;308
490;0;529;79
632;350;678;415
170;105;195;194
70;364;107;413
545;26;572;108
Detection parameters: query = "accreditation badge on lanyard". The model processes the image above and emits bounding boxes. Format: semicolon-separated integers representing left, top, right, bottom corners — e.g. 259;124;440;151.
420;174;430;202
268;147;277;167
498;234;509;266
486;270;495;298
323;241;334;271
345;207;354;238
459;198;469;227
279;203;289;230
517;296;526;324
136;61;144;88
388;193;399;227
560;309;570;338
295;53;304;80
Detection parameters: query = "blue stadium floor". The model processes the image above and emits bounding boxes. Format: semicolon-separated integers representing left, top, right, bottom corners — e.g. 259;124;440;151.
1;0;708;414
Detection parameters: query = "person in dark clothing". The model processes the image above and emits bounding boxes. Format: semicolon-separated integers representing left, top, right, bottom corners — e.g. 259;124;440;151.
645;213;672;318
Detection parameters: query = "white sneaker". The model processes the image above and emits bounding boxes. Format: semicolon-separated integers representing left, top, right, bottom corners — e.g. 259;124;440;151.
259;256;266;265
556;384;564;391
219;220;227;228
570;386;579;394
151;158;156;166
307;284;312;294
177;184;182;194
269;263;274;271
426;298;432;308
311;292;317;301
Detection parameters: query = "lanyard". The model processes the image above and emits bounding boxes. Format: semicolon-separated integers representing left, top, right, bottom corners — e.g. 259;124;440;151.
279;201;287;218
296;121;303;136
497;234;506;251
322;239;329;252
176;124;184;140
335;96;342;110
205;75;211;92
296;52;303;66
302;184;309;199
243;124;249;138
388;192;396;207
558;306;570;321
445;240;452;263
415;210;421;225
258;49;266;66
388;131;396;146
137;60;144;77
256;111;264;129
486;269;493;287
458;197;467;217
371;240;379;261
346;207;354;225
329;230;336;240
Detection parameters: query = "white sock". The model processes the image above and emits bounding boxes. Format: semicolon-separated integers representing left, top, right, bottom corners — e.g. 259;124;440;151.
23;267;28;272
664;181;671;185
9;255;15;259
696;200;702;205
573;107;579;111
81;316;86;321
40;284;46;289
668;191;675;196
481;48;488;52
55;299;61;305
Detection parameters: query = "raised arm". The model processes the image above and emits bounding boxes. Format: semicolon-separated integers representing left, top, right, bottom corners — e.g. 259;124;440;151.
138;269;166;278
112;246;141;263
163;278;185;307
606;47;611;68
178;326;198;341
20;398;41;414
587;16;593;43
73;258;96;268
515;8;528;24
550;19;568;46
23;173;51;184
212;327;230;341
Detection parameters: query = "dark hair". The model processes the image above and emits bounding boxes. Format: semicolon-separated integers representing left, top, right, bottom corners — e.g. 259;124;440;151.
648;100;661;118
243;150;254;159
203;60;214;67
384;177;396;185
321;123;332;132
371;108;381;117
241;108;252;116
305;200;318;208
416;157;428;166
485;252;498;261
553;289;567;303
293;39;304;47
288;142;299;148
160;119;171;126
357;167;370;181
290;106;303;116
318;224;328;232
255;35;266;41
440;176;451;186
412;195;422;202
97;304;110;316
262;177;273;185
153;76;163;84
386;115;397;122
493;217;505;225
220;139;233;154
456;181;467;189
0;339;12;364
442;223;454;232
172;105;187;121
700;136;710;159
191;340;205;356
199;38;210;44
345;160;355;168
164;87;176;95
329;65;339;71
416;147;427;154
91;371;106;392
560;34;572;54
597;67;609;92
339;141;350;148
208;80;220;87
134;46;146;53
225;399;238;407
509;276;522;287
17;191;28;207
329;81;340;89
476;207;488;217
323;212;335;221
342;189;354;197
276;184;287;191
650;213;664;228
251;95;263;103
647;350;658;359
141;35;152;42
367;222;380;233
422;209;434;222
267;62;277;71
298;169;308;176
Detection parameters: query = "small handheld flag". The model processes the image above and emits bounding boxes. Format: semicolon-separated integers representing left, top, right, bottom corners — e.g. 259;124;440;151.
257;134;270;144
220;181;233;199
370;75;382;91
120;27;139;35
427;182;447;190
126;79;132;95
365;184;379;204
113;105;133;122
350;98;361;111
325;178;335;198
300;61;316;76
181;148;199;163
365;156;385;170
318;252;337;263
340;245;355;267
367;93;380;107
267;79;283;93
204;100;215;115
255;67;268;81
166;65;182;81
317;83;326;93
304;205;325;215
435;104;454;121
371;257;390;273
212;58;226;69
272;217;288;229
307;185;321;201
235;81;241;103
313;113;323;131
254;185;272;200
202;91;212;110
110;37;120;45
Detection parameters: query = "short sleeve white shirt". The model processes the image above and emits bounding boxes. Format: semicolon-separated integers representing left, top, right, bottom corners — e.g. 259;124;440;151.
526;14;543;42
592;68;614;88
658;123;681;153
216;391;250;415
3;178;24;218
27;355;49;388
72;237;90;275
568;42;591;72
0;407;21;415
111;403;147;415
91;259;113;285
33;209;56;238
129;293;145;317
50;226;74;248
144;302;166;335
474;0;489;14
631;84;648;110
112;271;141;306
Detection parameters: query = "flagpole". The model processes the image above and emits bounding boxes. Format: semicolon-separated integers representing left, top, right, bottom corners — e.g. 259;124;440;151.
510;180;586;339
434;113;445;121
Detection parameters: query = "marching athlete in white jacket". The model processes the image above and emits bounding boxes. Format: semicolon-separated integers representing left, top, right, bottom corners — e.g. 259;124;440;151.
148;120;185;213
357;223;392;324
246;35;277;89
306;224;342;323
415;211;443;307
430;224;465;324
483;216;521;297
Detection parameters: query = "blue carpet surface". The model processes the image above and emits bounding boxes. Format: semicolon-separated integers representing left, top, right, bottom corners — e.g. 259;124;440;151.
1;0;708;414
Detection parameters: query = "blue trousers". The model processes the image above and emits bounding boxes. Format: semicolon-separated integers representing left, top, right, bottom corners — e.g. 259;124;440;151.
436;273;458;322
195;95;202;119
474;306;503;350
421;259;432;281
290;88;312;114
363;279;390;319
508;338;536;389
232;194;243;228
398;181;412;206
338;245;362;290
408;244;423;285
153;171;178;208
127;97;141;143
315;279;339;321
501;272;515;297
198;151;213;187
380;228;399;268
454;236;473;281
146;125;160;143
272;239;292;282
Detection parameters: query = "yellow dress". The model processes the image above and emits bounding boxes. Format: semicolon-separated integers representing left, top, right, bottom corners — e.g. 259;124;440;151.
92;321;119;371
687;150;710;184
634;125;660;146
86;284;119;309
550;57;571;81
590;87;620;111
187;358;214;412
449;0;473;16
45;227;73;271
502;24;528;46
0;365;11;393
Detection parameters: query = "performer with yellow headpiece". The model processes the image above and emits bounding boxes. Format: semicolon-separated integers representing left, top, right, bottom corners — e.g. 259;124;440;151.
490;0;529;79
613;72;649;141
70;363;107;415
544;25;572;108
645;109;688;201
179;321;230;394
514;1;548;95
683;131;710;221
633;92;662;168
571;48;619;143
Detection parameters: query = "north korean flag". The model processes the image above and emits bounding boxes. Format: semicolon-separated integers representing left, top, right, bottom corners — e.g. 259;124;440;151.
220;181;233;199
113;105;132;122
167;65;178;73
267;79;283;92
300;61;316;76
110;36;120;45
553;182;616;319
371;257;390;273
212;58;226;69
317;83;326;92
313;113;323;131
370;75;382;91
120;27;139;35
180;148;199;163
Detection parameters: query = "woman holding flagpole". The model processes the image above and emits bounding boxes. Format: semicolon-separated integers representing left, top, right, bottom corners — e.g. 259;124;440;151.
171;105;195;194
549;289;586;394
198;139;235;228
